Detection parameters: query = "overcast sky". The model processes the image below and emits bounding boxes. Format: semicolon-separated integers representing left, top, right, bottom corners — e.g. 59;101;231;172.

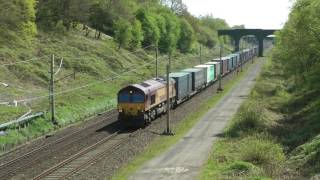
183;0;292;29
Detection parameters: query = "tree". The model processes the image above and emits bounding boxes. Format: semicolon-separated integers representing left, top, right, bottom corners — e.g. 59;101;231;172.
130;19;144;49
136;9;160;47
232;25;245;29
161;0;188;15
274;0;320;89
178;19;195;52
0;0;37;42
114;19;132;49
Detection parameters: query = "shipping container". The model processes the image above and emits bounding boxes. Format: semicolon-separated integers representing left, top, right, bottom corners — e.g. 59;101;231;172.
205;62;220;80
230;53;240;67
194;65;215;84
222;56;232;72
169;72;192;104
181;68;205;92
212;57;228;75
193;65;207;85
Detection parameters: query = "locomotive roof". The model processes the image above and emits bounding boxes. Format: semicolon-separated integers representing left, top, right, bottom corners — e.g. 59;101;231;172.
132;79;165;93
123;78;174;94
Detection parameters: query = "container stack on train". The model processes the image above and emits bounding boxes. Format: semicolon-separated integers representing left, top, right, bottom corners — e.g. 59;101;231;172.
117;47;259;127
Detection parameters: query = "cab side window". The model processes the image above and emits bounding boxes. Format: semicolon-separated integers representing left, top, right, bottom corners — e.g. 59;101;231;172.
151;95;156;105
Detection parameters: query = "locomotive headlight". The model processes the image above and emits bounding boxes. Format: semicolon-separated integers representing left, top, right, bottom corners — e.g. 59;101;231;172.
119;109;123;113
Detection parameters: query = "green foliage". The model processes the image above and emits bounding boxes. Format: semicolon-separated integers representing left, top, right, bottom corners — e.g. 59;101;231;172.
226;101;266;137
226;161;256;176
158;12;181;53
33;0;229;50
0;0;37;44
239;136;285;167
136;9;160;47
54;20;68;34
114;19;133;49
0;106;27;123
272;2;320;176
289;135;320;176
201;135;284;179
196;16;229;48
177;19;195;53
130;20;144;49
274;0;320;90
0;0;235;154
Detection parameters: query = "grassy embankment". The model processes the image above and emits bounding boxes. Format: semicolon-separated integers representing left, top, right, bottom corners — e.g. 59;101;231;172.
112;55;258;180
0;26;224;152
201;52;320;179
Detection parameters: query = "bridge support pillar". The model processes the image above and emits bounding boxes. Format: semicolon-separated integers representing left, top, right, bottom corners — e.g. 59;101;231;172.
234;36;241;53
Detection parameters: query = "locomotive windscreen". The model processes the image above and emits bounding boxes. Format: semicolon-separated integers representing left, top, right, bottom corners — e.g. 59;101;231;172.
118;91;145;103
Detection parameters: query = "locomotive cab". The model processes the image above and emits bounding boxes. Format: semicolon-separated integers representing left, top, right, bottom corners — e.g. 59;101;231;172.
118;86;146;126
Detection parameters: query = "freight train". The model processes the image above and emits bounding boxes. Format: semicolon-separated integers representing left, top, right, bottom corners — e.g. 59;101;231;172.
117;47;258;127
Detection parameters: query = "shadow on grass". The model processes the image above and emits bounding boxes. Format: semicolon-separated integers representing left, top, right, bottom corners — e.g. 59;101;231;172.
269;90;320;150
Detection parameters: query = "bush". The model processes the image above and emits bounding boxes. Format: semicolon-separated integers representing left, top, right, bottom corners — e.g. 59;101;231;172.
226;101;265;137
225;161;258;176
54;20;67;34
239;136;285;176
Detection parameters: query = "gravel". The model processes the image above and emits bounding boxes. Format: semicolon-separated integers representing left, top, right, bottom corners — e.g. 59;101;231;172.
0;62;251;180
71;65;244;180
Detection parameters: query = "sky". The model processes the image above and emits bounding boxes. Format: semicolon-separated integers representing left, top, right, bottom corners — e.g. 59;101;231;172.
183;0;292;29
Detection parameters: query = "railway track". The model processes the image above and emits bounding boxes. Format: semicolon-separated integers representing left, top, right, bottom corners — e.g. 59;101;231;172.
0;60;254;179
33;130;134;180
0;111;118;179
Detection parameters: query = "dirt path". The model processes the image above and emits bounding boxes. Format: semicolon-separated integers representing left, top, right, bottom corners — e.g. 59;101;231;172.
129;58;265;180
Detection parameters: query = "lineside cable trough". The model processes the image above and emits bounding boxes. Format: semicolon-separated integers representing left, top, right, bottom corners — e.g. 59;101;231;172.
0;112;45;132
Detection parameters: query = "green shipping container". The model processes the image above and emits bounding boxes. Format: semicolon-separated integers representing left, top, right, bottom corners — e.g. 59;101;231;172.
194;64;215;83
205;62;220;80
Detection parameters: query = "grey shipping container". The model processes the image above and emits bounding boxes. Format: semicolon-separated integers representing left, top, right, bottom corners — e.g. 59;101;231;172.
170;72;192;104
193;65;208;86
181;68;205;92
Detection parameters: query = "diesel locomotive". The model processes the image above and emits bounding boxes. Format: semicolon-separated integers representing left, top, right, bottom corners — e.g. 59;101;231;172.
117;47;258;127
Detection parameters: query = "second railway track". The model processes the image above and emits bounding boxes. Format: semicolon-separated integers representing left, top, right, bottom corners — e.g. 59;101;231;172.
33;130;135;180
0;111;118;179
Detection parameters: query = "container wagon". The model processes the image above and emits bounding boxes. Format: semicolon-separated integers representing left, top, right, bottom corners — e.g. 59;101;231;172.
169;72;192;105
205;62;220;81
212;57;228;75
181;68;206;92
194;64;215;85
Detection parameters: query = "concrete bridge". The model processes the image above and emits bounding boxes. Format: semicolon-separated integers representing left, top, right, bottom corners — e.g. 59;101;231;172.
218;29;278;57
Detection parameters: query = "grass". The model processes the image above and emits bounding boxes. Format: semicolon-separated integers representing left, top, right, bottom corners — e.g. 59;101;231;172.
201;50;320;179
111;58;257;180
0;25;231;153
225;100;266;137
